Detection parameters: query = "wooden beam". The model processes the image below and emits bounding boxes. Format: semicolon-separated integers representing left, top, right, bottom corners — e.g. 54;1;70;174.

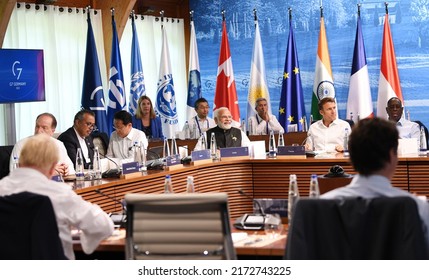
93;0;136;77
0;0;17;47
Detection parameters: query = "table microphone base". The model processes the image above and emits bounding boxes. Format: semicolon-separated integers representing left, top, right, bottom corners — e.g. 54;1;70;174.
233;214;265;230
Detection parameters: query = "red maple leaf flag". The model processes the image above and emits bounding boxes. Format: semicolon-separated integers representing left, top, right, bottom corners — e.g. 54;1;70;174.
214;20;240;122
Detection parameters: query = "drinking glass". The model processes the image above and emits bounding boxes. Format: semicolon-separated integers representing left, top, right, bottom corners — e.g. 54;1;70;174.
264;214;283;239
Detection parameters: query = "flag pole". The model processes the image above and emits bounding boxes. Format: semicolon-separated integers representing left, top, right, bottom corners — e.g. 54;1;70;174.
385;2;389;14
253;8;257;22
320;6;324;18
190;10;194;22
160;10;164;28
222;9;225;22
357;3;361;17
288;7;292;22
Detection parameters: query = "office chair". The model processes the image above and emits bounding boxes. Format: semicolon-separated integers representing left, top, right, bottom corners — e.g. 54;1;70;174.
285;197;428;260
0;192;67;259
414;120;429;148
0;145;13;179
125;192;236;260
146;146;163;160
91;131;109;156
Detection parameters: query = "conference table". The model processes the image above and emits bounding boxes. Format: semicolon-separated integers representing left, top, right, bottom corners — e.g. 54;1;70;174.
70;133;429;258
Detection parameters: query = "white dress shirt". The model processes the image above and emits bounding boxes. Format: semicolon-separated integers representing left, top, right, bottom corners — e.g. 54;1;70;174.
10;136;76;175
248;114;284;135
396;118;420;139
306;119;351;152
106;128;148;160
0;168;114;259
321;174;429;247
183;116;216;138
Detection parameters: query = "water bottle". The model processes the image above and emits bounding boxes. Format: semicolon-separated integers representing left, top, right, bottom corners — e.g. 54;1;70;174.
200;133;207;150
210;132;217;159
309;174;320;198
192;122;198;139
268;130;277;158
287;174;300;223
11;155;19;171
241;118;246;134
184;121;190;139
186;175;195;193
248;120;253;136
133;141;142;163
92;146;102;179
140;141;147;171
75;148;84;181
162;137;170;159
164;174;173;193
302;116;308;132
420;126;427;155
343;128;349;156
170;137;179;156
278;130;285;147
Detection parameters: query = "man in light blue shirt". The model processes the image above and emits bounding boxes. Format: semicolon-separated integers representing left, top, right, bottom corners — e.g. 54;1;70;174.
386;97;420;138
322;117;429;248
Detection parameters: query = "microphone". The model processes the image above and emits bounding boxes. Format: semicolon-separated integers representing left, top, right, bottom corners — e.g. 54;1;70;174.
97;150;121;178
238;189;265;216
94;189;127;227
233;189;266;230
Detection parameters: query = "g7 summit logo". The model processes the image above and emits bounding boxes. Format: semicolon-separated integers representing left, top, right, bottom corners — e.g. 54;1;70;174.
12;61;23;80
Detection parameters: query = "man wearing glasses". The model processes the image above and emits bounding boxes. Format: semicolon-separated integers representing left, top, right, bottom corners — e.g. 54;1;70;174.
58;109;96;169
182;98;216;138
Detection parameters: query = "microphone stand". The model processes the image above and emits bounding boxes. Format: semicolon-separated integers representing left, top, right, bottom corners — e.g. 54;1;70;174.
233;189;266;230
94;189;127;227
97;151;121;178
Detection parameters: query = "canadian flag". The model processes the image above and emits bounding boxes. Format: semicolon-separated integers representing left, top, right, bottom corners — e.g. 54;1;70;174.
214;20;240;122
377;13;403;119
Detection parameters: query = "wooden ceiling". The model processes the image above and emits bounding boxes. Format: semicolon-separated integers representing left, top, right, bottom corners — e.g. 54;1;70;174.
0;0;190;73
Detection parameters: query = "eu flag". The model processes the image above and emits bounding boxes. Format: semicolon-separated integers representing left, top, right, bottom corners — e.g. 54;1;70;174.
81;10;108;134
129;14;145;116
107;13;126;136
278;19;306;132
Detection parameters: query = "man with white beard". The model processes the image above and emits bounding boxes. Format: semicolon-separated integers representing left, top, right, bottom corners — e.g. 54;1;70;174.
194;107;250;150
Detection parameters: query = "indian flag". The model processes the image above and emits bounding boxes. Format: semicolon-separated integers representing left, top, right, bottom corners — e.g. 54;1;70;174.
311;15;335;121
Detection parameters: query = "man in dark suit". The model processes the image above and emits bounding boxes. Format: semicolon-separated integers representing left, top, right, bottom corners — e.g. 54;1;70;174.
58;109;96;169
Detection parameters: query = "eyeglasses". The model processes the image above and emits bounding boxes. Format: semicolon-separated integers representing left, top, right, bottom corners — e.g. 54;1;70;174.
85;122;97;130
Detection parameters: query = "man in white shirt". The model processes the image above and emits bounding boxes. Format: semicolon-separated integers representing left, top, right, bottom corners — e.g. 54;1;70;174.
305;97;351;152
107;110;148;160
386;97;420;139
248;97;284;135
182;98;216;138
10;113;75;176
0;134;114;259
322;118;429;248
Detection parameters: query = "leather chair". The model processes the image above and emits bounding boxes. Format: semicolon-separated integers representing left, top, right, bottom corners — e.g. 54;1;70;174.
124;192;236;260
0;192;66;259
285;197;428;260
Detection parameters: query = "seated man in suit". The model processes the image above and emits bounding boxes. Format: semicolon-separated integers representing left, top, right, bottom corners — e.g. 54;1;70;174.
10;112;75;176
386;97;420;139
182;97;216;138
106;110;148;160
305;97;351;152
58;109;95;169
0;134;114;259
322;117;429;247
248;97;284;135
194;107;250;150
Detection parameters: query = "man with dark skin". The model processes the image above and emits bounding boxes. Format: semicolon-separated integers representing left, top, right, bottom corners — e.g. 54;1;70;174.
386;97;419;139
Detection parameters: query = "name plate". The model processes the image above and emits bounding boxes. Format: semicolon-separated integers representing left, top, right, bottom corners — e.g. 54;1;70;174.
277;145;305;155
254;198;288;218
166;154;181;166
191;149;211;162
122;161;139;174
220;146;249;158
